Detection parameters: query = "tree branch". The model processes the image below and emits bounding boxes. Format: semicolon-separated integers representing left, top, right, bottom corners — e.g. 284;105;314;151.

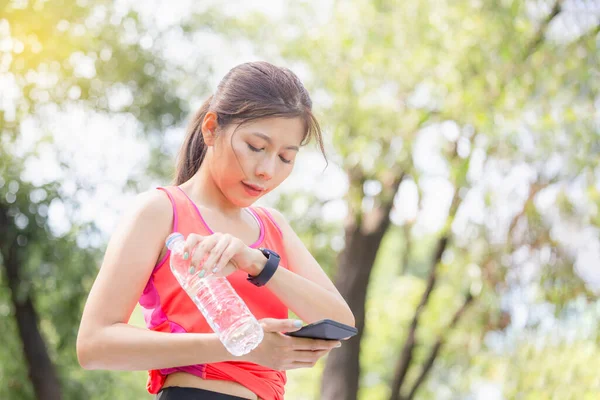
399;221;413;276
389;131;472;400
388;3;572;399
389;236;449;400
405;293;476;400
522;0;564;61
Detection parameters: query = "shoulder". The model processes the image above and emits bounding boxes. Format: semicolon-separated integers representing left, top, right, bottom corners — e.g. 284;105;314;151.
258;206;300;243
131;188;172;216
259;206;287;225
122;188;173;233
259;206;291;232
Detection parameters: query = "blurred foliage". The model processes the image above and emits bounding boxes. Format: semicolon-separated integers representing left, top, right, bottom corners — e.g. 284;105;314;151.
1;0;599;399
0;0;188;398
190;0;599;398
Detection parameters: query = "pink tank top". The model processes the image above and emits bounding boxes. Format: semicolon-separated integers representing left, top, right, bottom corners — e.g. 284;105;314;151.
138;186;290;399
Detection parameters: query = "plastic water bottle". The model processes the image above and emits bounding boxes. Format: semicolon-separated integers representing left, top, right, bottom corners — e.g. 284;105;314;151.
165;232;264;356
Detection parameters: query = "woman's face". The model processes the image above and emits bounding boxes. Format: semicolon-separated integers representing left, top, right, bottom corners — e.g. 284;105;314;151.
209;116;305;207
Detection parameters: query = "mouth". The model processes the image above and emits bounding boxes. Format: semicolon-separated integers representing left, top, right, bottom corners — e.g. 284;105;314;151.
242;182;265;196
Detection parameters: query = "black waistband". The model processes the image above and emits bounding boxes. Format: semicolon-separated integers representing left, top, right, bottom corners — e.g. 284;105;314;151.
156;386;250;400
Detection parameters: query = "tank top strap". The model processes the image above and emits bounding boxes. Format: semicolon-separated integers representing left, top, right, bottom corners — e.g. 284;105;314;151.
252;206;286;254
252;206;290;272
157;186;285;255
156;185;211;237
252;207;284;240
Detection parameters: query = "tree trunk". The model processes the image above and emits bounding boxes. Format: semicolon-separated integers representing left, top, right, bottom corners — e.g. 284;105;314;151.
318;163;405;400
320;217;393;400
1;206;62;400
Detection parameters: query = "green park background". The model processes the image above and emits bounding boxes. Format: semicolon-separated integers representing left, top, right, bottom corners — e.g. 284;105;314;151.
1;0;599;399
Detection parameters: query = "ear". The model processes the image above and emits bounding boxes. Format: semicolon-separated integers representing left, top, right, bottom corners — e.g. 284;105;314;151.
201;111;218;146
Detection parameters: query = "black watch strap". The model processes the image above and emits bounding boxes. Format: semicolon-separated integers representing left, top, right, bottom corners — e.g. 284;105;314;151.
247;248;280;287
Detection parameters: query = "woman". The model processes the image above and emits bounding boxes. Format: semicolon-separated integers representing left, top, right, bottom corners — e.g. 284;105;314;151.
76;61;355;400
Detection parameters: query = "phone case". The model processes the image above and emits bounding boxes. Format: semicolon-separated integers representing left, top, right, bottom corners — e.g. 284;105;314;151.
285;319;358;340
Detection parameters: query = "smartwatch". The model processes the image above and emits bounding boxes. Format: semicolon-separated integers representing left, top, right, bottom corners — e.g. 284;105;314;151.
247;248;280;287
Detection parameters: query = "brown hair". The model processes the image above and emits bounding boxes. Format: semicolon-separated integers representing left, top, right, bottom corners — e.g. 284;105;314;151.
175;61;326;185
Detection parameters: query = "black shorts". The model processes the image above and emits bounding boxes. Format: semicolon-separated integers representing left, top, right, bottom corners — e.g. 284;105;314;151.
156;386;249;400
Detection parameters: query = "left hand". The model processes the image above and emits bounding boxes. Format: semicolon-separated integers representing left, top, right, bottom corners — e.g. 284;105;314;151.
183;233;264;277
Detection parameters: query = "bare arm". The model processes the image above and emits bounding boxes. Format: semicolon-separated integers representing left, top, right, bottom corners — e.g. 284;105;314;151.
250;208;355;327
76;190;237;370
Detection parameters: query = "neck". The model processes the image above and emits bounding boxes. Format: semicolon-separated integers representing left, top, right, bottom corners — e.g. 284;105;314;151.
180;161;244;219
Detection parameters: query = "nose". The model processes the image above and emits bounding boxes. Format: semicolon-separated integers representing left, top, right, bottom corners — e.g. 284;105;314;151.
256;155;276;181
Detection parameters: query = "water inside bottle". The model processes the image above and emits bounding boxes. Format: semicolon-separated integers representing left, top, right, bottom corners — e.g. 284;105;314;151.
167;234;263;356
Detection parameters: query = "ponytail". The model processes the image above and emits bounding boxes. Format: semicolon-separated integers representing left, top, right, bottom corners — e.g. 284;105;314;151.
174;95;213;185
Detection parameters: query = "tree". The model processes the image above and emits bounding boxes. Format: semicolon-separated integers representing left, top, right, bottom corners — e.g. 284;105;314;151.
183;0;599;398
0;1;189;397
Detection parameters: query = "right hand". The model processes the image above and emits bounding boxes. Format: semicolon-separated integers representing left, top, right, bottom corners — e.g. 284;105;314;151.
243;318;342;370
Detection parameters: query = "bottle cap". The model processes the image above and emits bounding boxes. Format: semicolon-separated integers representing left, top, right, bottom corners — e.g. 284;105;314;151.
165;232;184;250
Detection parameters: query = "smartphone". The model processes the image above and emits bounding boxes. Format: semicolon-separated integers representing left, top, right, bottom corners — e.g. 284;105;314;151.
285;319;357;341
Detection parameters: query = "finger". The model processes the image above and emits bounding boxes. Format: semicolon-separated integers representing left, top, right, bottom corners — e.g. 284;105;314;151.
212;240;239;275
182;234;202;261
202;235;230;275
190;235;219;273
292;349;330;363
259;318;304;333
291;338;341;351
217;261;237;277
287;361;320;370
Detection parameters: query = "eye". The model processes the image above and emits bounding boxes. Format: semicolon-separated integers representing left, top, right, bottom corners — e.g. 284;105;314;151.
248;143;292;164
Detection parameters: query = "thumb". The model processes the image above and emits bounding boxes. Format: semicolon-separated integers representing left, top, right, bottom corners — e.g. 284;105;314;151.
259;318;304;333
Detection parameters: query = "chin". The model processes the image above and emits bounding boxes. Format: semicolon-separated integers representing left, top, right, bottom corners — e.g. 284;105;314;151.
231;196;258;208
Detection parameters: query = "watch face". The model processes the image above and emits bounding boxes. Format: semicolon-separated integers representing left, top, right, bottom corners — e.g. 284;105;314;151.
261;248;280;258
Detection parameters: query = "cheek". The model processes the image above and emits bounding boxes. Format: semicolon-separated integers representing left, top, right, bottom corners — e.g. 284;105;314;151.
230;140;250;161
218;143;250;180
271;163;293;186
281;166;294;181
